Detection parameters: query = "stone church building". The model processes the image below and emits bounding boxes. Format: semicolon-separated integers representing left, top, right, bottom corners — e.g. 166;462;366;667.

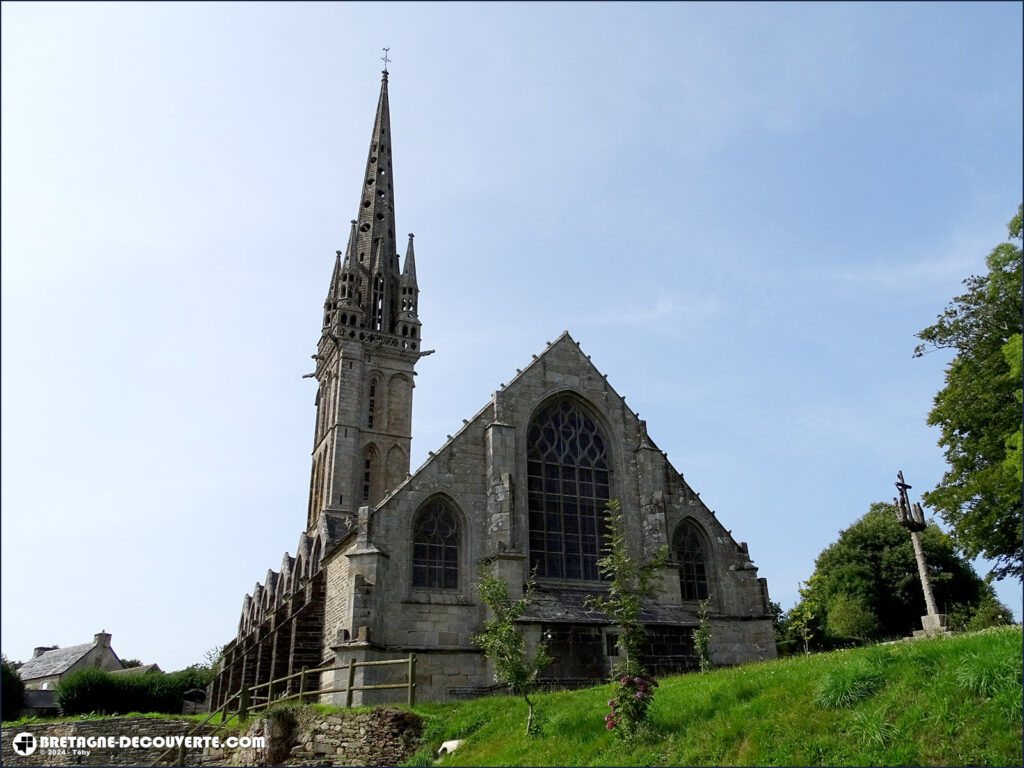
210;69;775;708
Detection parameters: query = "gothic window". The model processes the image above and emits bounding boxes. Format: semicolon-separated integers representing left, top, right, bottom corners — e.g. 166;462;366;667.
367;381;377;429
527;398;611;580
411;498;459;589
362;457;372;502
310;538;322;577
673;520;709;601
370;273;384;330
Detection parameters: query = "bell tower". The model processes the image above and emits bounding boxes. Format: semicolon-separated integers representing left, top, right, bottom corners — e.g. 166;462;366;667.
306;65;425;532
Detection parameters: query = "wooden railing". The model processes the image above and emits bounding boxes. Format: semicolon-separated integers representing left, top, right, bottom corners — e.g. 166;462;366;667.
245;653;417;715
151;655;418;766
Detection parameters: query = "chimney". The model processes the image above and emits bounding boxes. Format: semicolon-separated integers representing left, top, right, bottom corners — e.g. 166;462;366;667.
93;631;111;649
33;646;56;658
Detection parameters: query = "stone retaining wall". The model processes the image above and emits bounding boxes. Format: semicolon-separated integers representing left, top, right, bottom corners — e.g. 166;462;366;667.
232;706;422;767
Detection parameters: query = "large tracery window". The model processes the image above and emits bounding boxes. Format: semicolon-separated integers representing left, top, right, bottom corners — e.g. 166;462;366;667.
527;398;611;580
412;498;459;589
673;520;709;601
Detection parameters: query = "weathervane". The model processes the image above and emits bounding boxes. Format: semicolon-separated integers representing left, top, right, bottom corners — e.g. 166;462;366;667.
381;47;391;73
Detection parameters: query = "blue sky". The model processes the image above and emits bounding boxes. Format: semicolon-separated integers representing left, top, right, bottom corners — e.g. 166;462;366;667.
2;2;1021;671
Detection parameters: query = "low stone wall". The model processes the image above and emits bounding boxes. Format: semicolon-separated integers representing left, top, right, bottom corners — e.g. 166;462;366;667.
233;707;422;767
0;717;209;767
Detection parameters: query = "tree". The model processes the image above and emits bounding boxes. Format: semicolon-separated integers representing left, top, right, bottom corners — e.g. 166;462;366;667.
120;659;143;669
473;562;550;736
792;503;991;644
584;499;668;737
1;655;25;721
786;578;822;654
915;204;1023;581
825;592;878;642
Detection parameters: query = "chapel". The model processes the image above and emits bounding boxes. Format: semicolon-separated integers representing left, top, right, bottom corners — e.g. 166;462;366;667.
210;68;776;708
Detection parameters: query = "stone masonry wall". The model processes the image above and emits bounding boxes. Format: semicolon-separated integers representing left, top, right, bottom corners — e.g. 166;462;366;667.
232;707;422;767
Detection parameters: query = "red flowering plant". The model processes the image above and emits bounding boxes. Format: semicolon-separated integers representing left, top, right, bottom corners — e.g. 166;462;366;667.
585;500;669;739
604;663;660;733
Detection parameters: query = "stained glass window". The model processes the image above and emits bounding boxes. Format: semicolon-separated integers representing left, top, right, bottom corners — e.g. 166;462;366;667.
412;498;459;589
527;398;610;580
673;520;709;600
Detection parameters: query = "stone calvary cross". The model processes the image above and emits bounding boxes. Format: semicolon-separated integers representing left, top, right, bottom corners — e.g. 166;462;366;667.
893;471;948;637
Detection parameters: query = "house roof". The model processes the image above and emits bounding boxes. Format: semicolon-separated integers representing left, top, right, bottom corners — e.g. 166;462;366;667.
110;663;162;675
17;643;93;680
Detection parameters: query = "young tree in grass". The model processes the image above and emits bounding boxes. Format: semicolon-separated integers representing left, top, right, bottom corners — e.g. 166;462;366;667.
584;499;669;737
693;596;713;673
473;561;550;736
787;578;821;655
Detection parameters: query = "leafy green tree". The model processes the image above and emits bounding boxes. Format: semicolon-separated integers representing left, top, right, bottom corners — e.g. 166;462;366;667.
825;593;878;642
915;204;1023;581
794;503;990;644
120;658;143;669
473;562;550;736
947;593;1016;633
1;655;25;721
584;499;668;737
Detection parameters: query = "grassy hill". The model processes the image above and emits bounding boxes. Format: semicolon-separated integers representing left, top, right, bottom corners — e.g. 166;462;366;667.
405;625;1022;767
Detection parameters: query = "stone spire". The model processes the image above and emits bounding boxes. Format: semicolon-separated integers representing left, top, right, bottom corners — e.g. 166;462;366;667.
349;69;401;333
397;233;421;340
402;232;417;283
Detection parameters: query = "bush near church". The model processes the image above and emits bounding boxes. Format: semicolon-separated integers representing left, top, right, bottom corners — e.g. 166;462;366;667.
57;666;211;716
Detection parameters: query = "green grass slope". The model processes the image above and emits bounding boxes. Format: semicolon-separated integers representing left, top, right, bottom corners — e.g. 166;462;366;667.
406;625;1022;767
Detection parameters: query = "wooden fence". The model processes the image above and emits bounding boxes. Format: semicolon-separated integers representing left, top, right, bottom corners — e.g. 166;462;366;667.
244;653;417;716
151;654;416;766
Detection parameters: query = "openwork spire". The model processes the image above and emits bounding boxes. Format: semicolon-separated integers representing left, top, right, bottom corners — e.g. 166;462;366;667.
322;63;419;341
348;69;401;332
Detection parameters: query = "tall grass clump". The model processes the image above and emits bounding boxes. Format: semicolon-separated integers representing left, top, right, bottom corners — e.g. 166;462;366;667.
814;658;884;708
955;650;1023;699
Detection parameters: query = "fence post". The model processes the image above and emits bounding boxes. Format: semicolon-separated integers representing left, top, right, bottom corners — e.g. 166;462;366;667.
408;654;417;708
345;658;356;708
176;740;186;767
239;685;250;722
268;678;274;708
298;666;307;704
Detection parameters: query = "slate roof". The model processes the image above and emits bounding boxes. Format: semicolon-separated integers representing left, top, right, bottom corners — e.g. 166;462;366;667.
519;588;700;627
323;511;356;546
17;644;93;680
110;663;162;675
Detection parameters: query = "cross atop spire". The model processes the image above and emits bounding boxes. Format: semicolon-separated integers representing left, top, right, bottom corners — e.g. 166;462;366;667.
381;47;391;74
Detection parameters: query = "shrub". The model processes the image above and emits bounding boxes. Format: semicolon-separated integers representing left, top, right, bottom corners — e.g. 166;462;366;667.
56;668;202;715
1;656;25;721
